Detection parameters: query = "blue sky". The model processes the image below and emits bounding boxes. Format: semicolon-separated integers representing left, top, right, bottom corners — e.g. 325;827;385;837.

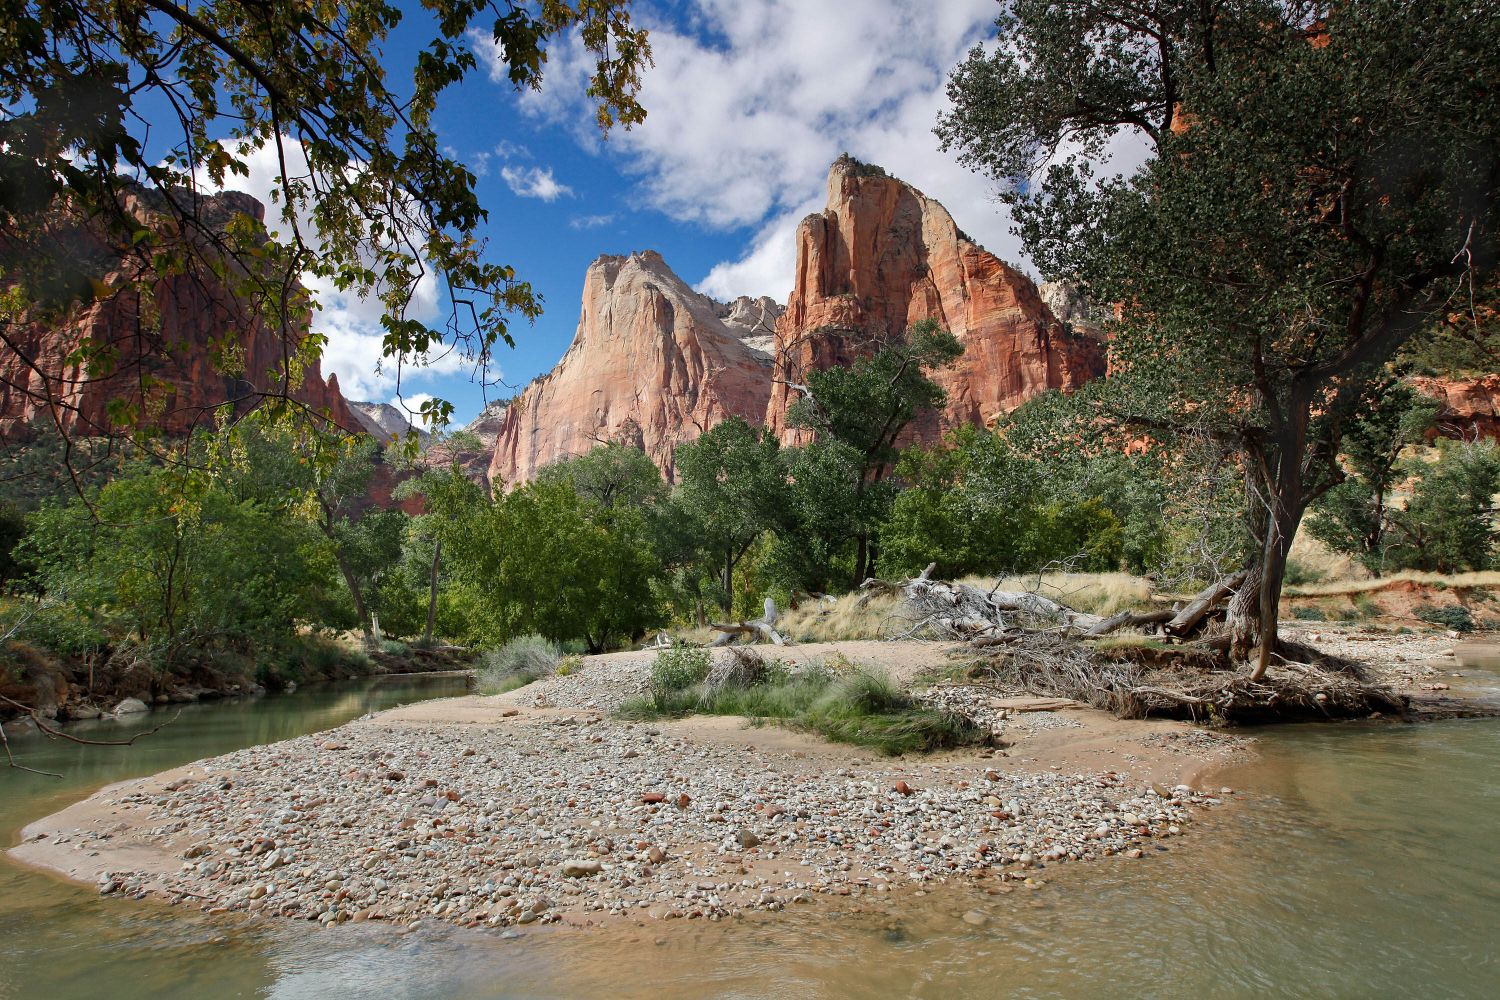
213;1;1090;429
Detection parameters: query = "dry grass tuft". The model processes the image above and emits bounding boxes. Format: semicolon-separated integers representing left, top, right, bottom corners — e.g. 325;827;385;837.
778;591;900;642
1285;570;1500;597
958;572;1155;617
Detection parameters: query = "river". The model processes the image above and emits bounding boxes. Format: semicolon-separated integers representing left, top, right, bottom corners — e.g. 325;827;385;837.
3;672;1498;998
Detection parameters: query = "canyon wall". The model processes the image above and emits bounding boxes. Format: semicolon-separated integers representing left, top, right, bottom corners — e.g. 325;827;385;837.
0;189;356;442
766;157;1105;444
486;251;777;485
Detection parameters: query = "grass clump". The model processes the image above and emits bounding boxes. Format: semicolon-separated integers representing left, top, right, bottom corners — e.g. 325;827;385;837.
621;649;984;755
478;634;561;693
962;572;1154;617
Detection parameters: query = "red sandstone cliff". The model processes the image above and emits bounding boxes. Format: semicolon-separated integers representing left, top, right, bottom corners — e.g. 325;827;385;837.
767;157;1104;443
487;251;776;485
0;189;356;442
1410;375;1500;440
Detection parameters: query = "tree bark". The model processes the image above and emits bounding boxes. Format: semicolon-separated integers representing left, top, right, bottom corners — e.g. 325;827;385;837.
423;538;441;646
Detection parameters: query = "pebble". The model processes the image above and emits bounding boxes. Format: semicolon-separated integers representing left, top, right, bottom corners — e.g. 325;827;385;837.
74;657;1232;932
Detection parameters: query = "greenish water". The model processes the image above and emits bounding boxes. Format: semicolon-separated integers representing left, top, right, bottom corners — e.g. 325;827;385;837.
3;673;1499;999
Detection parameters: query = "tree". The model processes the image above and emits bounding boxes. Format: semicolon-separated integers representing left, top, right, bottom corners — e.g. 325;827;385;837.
1307;384;1439;573
784;319;962;587
1;0;651;456
536;441;667;511
1384;441;1500;574
395;462;486;644
446;479;661;652
940;1;1500;676
672;417;786;617
303;437;399;642
20;461;321;680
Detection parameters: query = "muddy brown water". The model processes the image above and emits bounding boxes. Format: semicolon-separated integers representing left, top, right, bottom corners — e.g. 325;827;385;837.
3;669;1499;998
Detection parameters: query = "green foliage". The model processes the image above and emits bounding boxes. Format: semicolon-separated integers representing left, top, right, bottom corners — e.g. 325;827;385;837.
779;321;963;589
537;442;667;511
477;634;561;694
1308;386;1439;573
2;0;651;449
940;0;1500;652
445;478;662;652
19;459;328;673
1417;604;1476;633
649;643;711;711
671;417;787;616
624;657;984;756
1291;606;1326;622
1384;442;1500;574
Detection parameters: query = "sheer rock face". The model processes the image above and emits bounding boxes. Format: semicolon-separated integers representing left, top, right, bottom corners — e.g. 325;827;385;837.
0;190;356;441
1411;375;1500;439
486;251;775;486
766;159;1105;443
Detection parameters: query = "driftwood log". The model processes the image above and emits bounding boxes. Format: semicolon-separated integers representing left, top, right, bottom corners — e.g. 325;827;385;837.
708;597;788;647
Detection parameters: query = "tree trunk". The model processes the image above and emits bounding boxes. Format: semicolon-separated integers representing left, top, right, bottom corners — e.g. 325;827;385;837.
423;538;441;646
1232;425;1310;680
721;551;735;617
335;554;373;645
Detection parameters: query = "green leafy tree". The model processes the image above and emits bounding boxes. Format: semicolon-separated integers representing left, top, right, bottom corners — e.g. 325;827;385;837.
446;479;661;652
536;441;667;511
1308;384;1439;573
672;417;787;617
784;319;962;587
940;1;1500;675
21;463;321;680
393;463;486;644
1;0;651;458
1383;441;1500;574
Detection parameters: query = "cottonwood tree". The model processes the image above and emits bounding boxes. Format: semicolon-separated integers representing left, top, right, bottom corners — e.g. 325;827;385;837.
784;319;962;588
0;0;650;456
672;417;786;617
940;0;1500;676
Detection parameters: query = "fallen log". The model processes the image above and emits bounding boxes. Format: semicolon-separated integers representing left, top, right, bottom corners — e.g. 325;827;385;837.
708;598;787;647
1164;570;1248;638
1084;608;1177;638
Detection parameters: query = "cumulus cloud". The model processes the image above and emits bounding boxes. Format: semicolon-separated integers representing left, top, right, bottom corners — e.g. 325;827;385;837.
500;164;573;201
486;0;1148;301
189;136;464;403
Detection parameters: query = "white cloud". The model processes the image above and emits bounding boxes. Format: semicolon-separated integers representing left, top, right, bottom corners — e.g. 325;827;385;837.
500;164;573;201
569;213;616;230
189;136;466;403
489;0;1149;301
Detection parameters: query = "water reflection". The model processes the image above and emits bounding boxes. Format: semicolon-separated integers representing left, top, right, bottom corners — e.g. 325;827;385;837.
4;676;1499;999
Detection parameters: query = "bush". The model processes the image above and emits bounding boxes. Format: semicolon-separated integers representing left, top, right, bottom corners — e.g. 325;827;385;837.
649;643;712;711
1417;604;1475;633
1291;606;1326;621
478;634;561;693
1284;556;1329;587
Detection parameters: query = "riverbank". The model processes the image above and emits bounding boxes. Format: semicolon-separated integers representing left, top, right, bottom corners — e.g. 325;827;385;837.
10;639;1249;932
0;636;475;733
13;629;1496;937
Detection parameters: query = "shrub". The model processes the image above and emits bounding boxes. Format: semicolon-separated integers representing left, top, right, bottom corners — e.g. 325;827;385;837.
1417;604;1475;633
379;639;410;656
1284;556;1328;587
624;654;985;755
555;654;583;677
1292;606;1326;621
649;643;712;711
478;634;561;693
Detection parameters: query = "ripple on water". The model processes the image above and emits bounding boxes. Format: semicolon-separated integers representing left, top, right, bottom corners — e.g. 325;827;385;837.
3;679;1500;999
